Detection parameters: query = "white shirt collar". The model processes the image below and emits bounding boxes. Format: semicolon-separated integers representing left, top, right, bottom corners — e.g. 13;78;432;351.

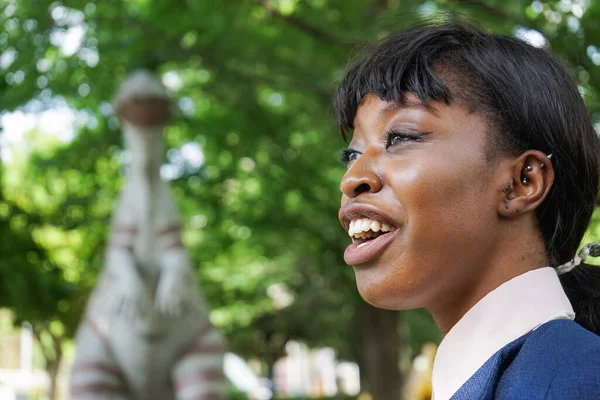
431;267;574;400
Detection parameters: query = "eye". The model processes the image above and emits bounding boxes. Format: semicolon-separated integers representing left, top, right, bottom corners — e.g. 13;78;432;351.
340;148;360;166
384;130;428;149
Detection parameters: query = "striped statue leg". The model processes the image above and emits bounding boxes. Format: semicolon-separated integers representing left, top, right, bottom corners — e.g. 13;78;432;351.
173;322;227;400
70;318;132;399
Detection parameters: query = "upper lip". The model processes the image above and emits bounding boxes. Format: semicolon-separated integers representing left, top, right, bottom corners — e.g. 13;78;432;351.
339;203;400;233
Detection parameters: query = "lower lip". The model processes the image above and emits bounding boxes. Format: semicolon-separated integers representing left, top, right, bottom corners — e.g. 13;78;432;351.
343;230;399;265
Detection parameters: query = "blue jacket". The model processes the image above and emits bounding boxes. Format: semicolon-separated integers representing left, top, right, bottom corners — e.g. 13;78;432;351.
451;319;600;399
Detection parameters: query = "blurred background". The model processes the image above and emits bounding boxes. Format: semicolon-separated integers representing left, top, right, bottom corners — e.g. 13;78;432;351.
1;0;600;399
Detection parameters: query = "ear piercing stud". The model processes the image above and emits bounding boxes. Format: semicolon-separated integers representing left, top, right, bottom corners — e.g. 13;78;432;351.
522;164;533;184
521;153;553;185
541;153;553;168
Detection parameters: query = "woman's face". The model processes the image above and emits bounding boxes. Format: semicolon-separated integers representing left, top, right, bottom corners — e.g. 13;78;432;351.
339;94;502;311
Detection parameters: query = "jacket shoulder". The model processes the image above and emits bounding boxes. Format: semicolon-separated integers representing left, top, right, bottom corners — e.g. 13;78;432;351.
497;319;600;399
545;356;600;399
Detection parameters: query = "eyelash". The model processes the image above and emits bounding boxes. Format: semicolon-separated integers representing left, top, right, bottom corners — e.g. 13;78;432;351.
340;148;359;166
384;130;423;148
340;130;426;166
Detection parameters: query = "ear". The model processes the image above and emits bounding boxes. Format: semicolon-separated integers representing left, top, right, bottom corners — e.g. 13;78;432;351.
498;150;554;218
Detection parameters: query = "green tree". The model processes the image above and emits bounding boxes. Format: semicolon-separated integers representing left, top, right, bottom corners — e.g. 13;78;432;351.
0;145;76;399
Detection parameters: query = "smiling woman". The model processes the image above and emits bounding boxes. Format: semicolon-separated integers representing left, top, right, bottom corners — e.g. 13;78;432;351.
334;22;600;399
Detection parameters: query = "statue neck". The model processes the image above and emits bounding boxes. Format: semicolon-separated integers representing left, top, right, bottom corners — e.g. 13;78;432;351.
123;122;164;183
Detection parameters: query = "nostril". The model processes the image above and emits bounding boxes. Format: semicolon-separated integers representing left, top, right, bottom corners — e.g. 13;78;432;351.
355;183;371;195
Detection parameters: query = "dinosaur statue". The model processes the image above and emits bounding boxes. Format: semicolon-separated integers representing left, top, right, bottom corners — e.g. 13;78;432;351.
70;70;226;400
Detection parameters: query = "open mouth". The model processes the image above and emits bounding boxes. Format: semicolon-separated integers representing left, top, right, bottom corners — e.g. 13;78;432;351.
344;217;399;265
348;218;395;245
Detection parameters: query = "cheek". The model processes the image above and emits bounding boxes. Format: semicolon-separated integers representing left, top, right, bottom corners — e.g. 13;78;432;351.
358;161;493;308
392;159;492;248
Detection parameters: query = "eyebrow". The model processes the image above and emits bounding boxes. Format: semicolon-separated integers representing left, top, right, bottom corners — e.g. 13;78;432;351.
353;98;439;131
380;99;437;116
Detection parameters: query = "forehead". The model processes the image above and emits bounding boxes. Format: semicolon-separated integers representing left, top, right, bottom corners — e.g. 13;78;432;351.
354;94;434;128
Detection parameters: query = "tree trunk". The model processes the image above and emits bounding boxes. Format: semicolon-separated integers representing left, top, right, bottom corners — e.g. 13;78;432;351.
359;306;402;400
33;327;63;400
266;358;277;398
47;360;59;400
46;335;62;400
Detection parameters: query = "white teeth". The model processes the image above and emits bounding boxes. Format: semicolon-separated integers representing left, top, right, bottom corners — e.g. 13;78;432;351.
371;221;381;232
361;219;370;232
347;218;394;238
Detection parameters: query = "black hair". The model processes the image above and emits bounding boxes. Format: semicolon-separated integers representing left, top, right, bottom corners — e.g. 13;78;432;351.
334;22;600;334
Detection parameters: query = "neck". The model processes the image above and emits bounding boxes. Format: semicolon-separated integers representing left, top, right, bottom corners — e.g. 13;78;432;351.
428;220;549;334
123;122;164;183
130;159;161;183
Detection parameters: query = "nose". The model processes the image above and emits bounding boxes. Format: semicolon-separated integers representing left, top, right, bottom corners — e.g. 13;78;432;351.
340;156;383;198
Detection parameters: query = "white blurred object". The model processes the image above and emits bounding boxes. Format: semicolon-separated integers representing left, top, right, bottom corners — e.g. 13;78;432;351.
272;342;361;398
20;322;33;372
112;69;169;107
314;348;337;396
337;362;361;396
403;343;437;400
224;353;273;400
0;387;16;400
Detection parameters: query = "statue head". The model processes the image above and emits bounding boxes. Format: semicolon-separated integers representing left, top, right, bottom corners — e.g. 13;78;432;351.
113;70;172;177
113;70;172;128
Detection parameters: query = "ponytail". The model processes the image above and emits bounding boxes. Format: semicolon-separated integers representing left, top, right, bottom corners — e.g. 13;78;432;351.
559;263;600;335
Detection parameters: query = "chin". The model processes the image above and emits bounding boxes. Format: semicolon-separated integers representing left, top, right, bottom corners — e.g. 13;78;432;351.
355;273;419;311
